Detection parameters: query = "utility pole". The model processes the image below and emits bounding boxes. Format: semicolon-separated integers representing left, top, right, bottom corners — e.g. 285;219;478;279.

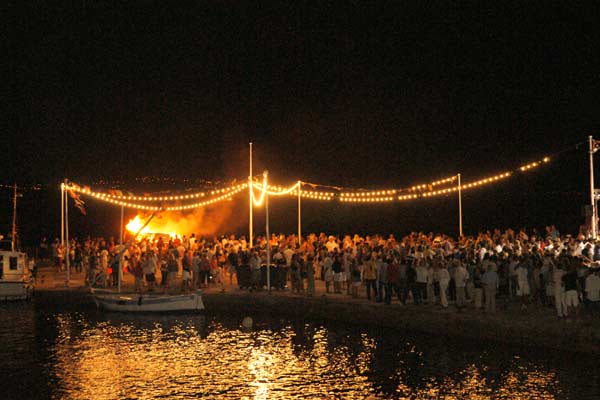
11;183;17;251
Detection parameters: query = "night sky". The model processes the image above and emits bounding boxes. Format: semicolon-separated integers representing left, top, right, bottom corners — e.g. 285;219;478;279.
5;3;600;244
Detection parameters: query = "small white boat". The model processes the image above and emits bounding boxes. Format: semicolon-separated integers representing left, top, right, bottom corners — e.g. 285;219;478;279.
0;248;33;301
0;185;34;300
91;289;205;312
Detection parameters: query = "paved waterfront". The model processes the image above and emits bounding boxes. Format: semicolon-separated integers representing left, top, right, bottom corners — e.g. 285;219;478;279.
33;264;600;354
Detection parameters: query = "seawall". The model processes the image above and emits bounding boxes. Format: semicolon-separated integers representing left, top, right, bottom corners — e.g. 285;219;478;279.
33;288;600;354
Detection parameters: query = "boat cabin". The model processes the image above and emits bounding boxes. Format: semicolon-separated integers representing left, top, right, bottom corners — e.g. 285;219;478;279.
0;250;29;282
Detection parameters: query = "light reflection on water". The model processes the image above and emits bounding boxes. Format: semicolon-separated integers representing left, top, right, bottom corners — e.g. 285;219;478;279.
1;302;598;399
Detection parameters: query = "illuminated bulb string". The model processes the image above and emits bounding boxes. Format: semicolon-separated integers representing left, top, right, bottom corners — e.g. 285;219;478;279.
250;173;268;206
65;182;248;211
63;155;551;208
252;181;300;196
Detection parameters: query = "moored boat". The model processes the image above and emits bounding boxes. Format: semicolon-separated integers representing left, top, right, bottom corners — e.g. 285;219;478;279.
0;184;33;301
91;288;204;312
0;245;34;300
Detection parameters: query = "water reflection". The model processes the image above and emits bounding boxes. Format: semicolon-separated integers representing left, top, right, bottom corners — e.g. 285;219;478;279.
42;312;577;399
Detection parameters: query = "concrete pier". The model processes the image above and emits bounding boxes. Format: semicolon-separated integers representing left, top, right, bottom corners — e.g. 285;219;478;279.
33;265;600;354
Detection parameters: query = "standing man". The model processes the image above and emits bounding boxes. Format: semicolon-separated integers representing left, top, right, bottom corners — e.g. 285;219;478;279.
454;258;469;310
563;262;581;319
249;250;262;291
481;264;499;313
553;261;567;318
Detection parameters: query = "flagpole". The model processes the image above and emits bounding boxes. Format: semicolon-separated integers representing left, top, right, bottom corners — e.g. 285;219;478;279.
249;142;253;249
65;180;70;287
297;180;302;246
458;173;463;238
118;205;124;292
266;176;271;294
590;135;597;239
61;182;65;249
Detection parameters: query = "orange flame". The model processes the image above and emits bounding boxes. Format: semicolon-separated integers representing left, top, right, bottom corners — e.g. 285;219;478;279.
125;215;177;239
125;201;244;241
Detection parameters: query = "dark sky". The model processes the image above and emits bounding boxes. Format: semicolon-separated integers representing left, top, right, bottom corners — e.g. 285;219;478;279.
5;2;600;241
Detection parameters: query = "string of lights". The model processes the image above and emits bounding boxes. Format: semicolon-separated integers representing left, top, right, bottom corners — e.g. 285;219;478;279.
63;155;552;209
164;185;247;211
64;182;248;211
297;189;335;201
250;173;268;206
252;181;300;196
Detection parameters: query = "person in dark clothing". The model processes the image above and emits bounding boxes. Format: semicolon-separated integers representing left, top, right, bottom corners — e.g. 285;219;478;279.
332;257;343;293
406;262;417;304
562;264;581;318
386;259;400;305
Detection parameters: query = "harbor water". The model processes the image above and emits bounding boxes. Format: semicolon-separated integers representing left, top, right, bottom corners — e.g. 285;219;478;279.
1;297;598;399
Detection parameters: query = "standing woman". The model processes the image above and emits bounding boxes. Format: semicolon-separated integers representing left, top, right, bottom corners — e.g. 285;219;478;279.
473;264;484;310
211;254;224;292
516;257;530;310
351;259;361;298
427;259;436;305
323;253;334;293
438;260;450;308
167;252;179;293
332;255;343;294
306;254;315;296
131;253;144;293
363;253;378;301
160;247;169;289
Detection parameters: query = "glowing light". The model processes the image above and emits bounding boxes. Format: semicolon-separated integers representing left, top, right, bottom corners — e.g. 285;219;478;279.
251;173;268;206
64;182;247;211
252;181;300;196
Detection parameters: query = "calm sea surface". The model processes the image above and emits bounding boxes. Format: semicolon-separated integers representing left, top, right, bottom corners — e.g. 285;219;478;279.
0;297;598;399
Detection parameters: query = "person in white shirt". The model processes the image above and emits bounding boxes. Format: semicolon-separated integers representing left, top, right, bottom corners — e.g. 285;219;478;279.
437;261;450;308
325;236;339;253
552;264;567;318
515;259;530;309
584;269;600;306
454;260;468;309
426;262;435;304
415;259;428;304
283;246;295;267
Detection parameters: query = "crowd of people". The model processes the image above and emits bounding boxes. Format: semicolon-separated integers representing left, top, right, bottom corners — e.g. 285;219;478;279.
40;224;600;319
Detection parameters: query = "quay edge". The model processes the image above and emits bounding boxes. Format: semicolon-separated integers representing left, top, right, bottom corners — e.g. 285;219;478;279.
32;288;600;355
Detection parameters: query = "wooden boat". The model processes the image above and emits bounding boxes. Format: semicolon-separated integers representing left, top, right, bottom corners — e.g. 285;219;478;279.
89;212;204;313
91;288;205;312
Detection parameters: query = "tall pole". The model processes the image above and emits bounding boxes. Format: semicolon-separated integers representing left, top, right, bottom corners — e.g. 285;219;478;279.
61;182;65;248
590;136;597;239
65;180;70;286
118;205;124;292
297;180;302;246
458;173;463;238
249;142;253;248
265;176;271;293
11;183;17;251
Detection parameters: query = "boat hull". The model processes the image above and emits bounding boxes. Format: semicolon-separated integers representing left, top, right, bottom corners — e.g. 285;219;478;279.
92;290;205;312
0;281;33;300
